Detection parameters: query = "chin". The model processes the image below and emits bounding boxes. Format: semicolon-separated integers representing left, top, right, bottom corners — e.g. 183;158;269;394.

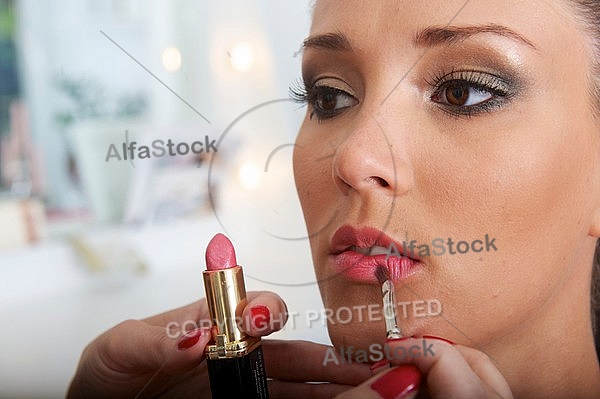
327;322;381;355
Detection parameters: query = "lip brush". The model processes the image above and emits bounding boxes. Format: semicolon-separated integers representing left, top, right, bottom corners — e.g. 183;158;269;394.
375;265;403;340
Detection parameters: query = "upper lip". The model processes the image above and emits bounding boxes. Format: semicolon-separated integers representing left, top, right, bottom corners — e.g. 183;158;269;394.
330;225;420;261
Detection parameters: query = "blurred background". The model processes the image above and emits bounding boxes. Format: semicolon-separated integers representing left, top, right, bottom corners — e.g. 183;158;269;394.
0;1;327;397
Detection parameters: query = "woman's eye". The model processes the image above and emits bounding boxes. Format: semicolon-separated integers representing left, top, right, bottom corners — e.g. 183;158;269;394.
289;79;357;122
426;70;517;117
434;81;493;107
309;86;358;120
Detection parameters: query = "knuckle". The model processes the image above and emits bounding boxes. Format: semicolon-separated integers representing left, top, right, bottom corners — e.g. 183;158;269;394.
470;350;492;367
104;319;143;353
113;318;143;333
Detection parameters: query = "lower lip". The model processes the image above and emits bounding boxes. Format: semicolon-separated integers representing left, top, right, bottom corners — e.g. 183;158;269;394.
332;252;421;283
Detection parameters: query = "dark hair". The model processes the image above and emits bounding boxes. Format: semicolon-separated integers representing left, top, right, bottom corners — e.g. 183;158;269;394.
568;0;600;119
568;0;600;360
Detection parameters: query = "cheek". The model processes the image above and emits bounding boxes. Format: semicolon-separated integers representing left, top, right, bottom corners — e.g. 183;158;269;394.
293;127;337;231
413;108;599;342
417;103;597;254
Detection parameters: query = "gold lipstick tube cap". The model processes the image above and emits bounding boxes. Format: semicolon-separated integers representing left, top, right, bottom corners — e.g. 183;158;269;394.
203;266;248;354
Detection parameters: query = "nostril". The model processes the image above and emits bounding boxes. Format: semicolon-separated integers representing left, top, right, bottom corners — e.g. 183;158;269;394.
366;176;390;187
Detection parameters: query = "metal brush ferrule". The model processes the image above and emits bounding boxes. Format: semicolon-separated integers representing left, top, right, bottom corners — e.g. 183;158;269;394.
381;280;402;340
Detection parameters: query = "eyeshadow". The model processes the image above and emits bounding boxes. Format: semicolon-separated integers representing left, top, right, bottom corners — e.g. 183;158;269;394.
414;44;530;93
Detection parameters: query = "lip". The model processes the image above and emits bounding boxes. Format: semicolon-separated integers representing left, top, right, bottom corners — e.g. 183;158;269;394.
330;225;422;283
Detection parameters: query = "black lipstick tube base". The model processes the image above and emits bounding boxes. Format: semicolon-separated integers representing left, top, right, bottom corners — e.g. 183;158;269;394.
206;345;269;399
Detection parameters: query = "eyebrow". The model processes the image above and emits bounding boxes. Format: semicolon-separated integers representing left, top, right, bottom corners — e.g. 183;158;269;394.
302;24;536;55
413;23;537;50
302;32;353;52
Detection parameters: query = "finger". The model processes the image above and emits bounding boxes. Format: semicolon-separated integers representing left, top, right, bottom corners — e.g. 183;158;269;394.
268;381;353;399
242;291;289;336
143;300;210;329
143;291;286;337
455;345;513;399
99;319;212;375
334;365;421;399
263;340;372;385
385;337;510;398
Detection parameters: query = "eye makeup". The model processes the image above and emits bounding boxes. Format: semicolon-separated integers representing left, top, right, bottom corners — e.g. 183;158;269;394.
417;44;529;118
293;36;531;123
290;76;358;122
424;68;521;117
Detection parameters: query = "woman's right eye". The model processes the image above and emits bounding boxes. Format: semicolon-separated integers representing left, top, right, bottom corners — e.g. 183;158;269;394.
291;80;358;122
309;85;358;121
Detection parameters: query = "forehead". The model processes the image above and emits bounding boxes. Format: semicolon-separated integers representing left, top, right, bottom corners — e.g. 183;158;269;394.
309;0;581;54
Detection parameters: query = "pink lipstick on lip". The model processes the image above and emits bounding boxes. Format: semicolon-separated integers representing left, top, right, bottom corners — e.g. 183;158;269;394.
330;225;422;283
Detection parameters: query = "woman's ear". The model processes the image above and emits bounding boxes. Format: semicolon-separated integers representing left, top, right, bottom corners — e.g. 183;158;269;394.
589;207;600;237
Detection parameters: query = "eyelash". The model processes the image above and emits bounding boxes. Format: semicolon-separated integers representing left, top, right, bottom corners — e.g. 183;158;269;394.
289;70;517;121
425;69;516;117
289;78;357;122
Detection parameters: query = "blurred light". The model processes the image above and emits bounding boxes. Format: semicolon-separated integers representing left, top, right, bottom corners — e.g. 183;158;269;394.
229;42;254;72
238;162;261;190
162;46;182;72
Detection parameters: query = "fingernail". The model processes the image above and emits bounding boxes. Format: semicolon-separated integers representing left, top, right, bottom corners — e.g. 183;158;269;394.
372;336;415;372
370;359;390;372
177;328;207;351
386;335;415;343
371;364;421;399
422;335;455;345
250;305;271;330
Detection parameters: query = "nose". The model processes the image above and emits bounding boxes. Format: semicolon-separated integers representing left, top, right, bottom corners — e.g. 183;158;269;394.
332;110;414;197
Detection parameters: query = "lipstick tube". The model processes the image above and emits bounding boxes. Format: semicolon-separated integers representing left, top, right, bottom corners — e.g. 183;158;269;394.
203;260;269;398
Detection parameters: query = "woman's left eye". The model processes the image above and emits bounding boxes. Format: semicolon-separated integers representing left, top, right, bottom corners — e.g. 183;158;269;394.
427;70;515;116
433;81;493;107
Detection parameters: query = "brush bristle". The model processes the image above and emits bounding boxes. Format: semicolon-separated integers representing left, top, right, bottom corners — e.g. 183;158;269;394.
375;265;390;284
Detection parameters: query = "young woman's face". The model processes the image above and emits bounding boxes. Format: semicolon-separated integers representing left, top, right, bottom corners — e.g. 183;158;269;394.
293;0;600;353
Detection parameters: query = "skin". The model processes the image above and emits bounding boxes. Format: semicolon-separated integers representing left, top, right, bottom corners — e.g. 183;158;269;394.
293;0;600;397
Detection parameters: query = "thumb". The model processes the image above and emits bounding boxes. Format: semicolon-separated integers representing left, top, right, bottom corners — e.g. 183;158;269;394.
335;365;421;399
99;319;212;375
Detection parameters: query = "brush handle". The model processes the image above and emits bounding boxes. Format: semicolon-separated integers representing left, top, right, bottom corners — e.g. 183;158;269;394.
382;280;403;338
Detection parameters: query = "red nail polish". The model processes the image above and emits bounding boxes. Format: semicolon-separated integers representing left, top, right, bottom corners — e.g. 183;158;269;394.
370;359;390;372
177;328;206;351
422;335;455;345
372;336;416;372
371;364;421;399
250;305;271;330
386;335;416;343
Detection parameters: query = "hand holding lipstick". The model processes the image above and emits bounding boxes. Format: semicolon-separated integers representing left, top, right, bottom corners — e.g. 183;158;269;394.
67;234;373;399
66;292;288;399
67;234;288;399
